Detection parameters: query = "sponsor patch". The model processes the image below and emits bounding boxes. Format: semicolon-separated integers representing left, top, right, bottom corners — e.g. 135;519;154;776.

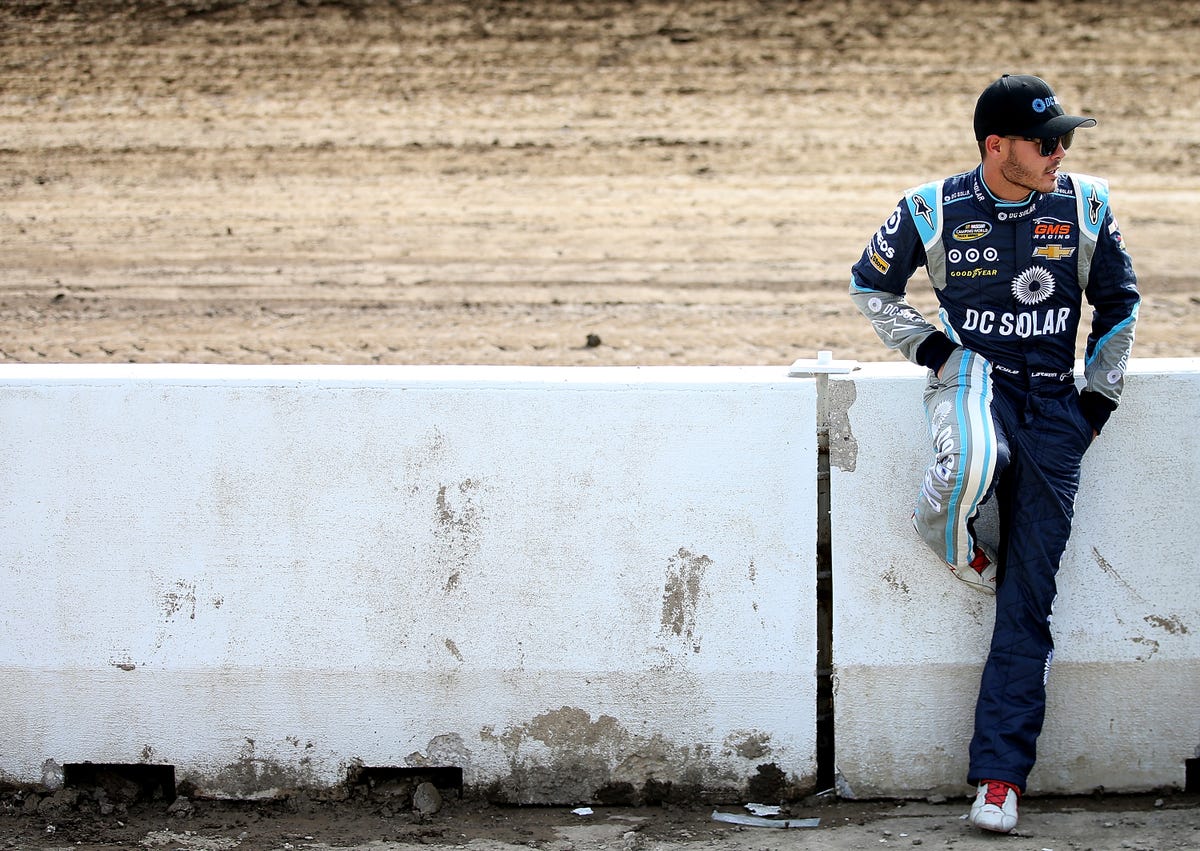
1033;217;1073;238
1087;186;1104;225
869;251;890;274
1033;244;1076;261
952;221;991;242
1109;218;1129;252
997;204;1037;222
873;231;896;259
948;267;998;279
1011;266;1056;306
948;247;999;264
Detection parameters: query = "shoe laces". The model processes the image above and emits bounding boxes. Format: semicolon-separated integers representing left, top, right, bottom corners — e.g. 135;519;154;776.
982;780;1017;807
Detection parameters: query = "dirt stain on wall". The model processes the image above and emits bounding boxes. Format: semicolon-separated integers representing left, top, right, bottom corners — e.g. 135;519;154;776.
480;707;754;806
434;478;485;592
660;548;711;653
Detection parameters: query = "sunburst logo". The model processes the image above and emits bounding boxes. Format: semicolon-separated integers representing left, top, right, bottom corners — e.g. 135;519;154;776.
1011;266;1056;306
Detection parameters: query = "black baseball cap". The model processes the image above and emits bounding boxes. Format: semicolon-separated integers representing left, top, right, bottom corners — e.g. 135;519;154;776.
973;74;1096;141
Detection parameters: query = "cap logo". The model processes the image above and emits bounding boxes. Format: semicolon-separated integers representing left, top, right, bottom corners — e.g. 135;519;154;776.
1031;94;1061;114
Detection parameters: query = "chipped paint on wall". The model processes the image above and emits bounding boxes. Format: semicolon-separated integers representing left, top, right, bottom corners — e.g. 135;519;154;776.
1144;614;1190;635
479;706;775;805
826;379;858;472
406;734;473;772
660;548;710;653
433;478;487;590
198;737;319;799
723;729;773;760
160;580;197;621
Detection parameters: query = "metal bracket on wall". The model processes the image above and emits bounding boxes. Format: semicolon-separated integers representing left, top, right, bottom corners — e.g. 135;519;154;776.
786;351;858;792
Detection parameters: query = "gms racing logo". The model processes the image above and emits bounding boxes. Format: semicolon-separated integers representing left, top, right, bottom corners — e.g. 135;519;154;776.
1033;217;1073;238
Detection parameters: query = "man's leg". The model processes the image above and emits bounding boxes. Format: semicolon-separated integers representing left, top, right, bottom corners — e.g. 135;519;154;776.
968;389;1092;791
913;349;1007;579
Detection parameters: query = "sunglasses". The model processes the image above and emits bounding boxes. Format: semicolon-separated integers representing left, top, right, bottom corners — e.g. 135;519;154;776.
1004;130;1074;157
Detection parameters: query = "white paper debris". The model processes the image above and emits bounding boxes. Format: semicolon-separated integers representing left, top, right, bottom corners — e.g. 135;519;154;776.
744;803;781;817
712;810;820;829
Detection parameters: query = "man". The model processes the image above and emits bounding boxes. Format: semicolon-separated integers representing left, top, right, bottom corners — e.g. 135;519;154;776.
849;74;1139;834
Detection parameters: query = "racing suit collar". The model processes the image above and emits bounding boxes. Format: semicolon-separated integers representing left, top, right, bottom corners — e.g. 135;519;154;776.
972;165;1042;222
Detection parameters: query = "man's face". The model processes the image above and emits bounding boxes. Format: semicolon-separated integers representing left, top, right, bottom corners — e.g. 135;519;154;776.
998;136;1065;196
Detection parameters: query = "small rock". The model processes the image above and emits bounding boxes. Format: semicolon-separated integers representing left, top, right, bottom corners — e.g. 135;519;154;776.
38;789;78;817
41;759;63;791
413;781;442;815
166;796;195;818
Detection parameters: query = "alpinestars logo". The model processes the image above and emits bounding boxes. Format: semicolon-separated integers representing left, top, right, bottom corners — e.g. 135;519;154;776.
1010;266;1056;306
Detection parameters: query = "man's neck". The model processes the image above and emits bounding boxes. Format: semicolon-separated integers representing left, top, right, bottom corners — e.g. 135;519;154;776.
980;163;1035;204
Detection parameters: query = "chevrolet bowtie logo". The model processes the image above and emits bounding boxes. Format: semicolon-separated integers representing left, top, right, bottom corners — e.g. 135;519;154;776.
1033;244;1076;261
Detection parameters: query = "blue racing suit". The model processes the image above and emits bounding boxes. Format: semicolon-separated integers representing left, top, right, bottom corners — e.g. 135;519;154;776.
849;165;1139;791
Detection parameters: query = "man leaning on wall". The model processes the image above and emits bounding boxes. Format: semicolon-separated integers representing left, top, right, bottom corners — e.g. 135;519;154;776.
848;73;1139;833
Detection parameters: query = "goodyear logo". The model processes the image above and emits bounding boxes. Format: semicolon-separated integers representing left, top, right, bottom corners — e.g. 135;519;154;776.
952;221;992;242
1033;244;1076;261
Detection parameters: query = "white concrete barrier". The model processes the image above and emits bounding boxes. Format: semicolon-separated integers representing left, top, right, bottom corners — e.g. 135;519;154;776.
830;359;1200;797
4;359;1195;801
0;365;817;802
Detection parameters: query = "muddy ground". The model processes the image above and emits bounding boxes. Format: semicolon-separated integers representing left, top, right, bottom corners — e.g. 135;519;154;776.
2;0;1199;847
2;0;1199;368
3;784;1199;851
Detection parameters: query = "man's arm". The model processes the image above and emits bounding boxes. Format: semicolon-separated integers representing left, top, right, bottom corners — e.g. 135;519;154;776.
849;196;958;375
849;281;959;374
1079;206;1140;435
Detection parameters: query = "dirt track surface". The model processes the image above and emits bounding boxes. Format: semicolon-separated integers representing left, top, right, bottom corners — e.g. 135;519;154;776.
2;0;1200;367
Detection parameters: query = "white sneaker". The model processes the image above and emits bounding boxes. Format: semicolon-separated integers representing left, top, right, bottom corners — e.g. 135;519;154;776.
969;779;1019;833
950;544;997;596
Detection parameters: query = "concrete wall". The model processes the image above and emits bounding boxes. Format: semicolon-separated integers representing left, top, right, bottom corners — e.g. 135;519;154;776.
2;360;1196;801
0;365;817;803
830;359;1200;797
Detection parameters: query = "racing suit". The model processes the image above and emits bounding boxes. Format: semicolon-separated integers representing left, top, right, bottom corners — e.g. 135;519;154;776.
849;165;1139;792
